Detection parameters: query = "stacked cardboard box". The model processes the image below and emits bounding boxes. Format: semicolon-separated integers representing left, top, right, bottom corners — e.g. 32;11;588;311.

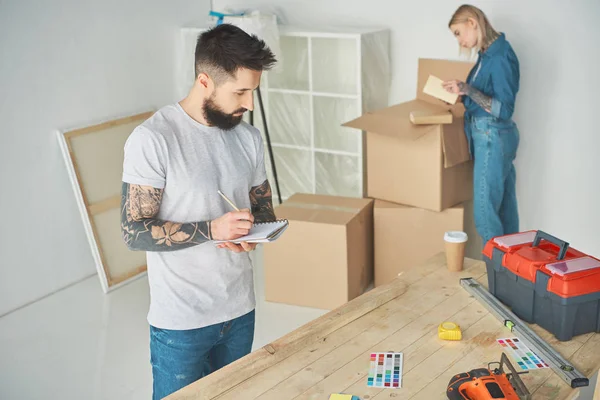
263;193;374;310
343;58;479;287
263;59;481;310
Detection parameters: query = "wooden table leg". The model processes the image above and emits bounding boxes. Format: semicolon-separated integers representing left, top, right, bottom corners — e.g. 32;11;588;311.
593;371;600;400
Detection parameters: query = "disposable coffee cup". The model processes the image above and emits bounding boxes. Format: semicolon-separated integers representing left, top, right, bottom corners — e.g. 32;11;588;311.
444;231;468;272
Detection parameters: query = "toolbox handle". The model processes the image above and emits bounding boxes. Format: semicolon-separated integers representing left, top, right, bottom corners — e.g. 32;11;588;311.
533;231;569;260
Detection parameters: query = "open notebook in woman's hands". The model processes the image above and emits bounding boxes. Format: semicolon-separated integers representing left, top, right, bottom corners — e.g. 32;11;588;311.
213;219;289;244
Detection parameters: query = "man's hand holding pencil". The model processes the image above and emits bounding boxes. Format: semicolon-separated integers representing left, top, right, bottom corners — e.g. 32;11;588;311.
211;190;257;253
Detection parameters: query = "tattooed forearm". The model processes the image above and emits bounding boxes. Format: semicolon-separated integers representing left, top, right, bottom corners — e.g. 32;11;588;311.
458;82;493;113
128;184;162;220
249;180;276;223
120;183;212;252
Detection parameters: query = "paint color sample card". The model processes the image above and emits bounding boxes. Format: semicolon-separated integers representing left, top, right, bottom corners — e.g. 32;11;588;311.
497;338;549;370
367;352;403;388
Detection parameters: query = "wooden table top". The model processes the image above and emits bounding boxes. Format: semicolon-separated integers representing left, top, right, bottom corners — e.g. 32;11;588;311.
166;253;600;400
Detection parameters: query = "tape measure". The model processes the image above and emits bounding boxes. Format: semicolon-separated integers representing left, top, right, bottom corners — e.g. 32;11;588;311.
438;321;462;341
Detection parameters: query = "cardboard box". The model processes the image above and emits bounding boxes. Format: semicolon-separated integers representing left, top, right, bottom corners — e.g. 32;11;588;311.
373;199;478;287
343;59;475;212
264;193;374;310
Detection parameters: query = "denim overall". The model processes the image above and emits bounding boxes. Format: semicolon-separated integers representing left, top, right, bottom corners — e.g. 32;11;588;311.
463;33;520;244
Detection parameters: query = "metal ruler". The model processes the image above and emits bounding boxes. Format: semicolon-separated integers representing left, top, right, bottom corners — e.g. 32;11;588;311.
460;278;589;388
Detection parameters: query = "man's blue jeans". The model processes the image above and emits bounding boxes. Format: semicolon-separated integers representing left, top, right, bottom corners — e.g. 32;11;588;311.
149;310;255;400
468;117;520;244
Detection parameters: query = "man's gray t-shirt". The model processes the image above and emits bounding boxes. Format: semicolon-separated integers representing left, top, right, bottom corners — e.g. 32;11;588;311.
122;103;266;330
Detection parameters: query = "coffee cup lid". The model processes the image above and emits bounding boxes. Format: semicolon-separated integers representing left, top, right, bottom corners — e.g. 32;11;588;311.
444;231;468;243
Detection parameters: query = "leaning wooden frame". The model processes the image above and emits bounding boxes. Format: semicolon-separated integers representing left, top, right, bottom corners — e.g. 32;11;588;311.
56;111;154;293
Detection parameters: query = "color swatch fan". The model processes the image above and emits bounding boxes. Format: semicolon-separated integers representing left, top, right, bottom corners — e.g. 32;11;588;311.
367;352;403;388
497;337;549;370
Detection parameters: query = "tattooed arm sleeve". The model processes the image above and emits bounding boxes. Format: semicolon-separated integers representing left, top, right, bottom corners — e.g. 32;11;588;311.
249;180;276;223
120;182;212;251
458;82;493;113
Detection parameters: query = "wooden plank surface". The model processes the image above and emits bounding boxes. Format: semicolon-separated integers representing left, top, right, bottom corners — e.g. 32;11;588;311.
167;266;412;400
166;253;600;400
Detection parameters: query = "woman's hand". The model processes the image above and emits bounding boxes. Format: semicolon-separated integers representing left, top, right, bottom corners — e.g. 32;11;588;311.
442;80;466;95
444;80;494;113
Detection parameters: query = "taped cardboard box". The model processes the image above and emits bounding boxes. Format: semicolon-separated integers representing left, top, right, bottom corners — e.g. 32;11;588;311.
373;199;479;287
343;58;475;212
264;193;374;310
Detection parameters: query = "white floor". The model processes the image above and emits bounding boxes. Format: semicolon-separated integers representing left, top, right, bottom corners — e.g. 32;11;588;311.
0;248;328;400
0;248;597;400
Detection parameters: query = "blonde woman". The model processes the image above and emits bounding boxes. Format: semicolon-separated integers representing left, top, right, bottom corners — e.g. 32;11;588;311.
443;4;520;244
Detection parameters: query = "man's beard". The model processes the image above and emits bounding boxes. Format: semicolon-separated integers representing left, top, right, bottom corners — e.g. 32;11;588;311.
202;95;246;131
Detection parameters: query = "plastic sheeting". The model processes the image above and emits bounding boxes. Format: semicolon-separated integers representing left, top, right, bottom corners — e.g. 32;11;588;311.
264;28;390;200
361;31;392;112
313;96;361;153
272;146;313;200
268;36;308;90
269;92;311;147
311;37;358;95
315;152;361;198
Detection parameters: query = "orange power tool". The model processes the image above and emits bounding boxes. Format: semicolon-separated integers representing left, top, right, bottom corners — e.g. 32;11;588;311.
446;353;531;400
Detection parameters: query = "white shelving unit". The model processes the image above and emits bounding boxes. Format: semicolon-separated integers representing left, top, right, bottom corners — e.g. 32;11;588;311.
178;25;391;200
263;26;390;200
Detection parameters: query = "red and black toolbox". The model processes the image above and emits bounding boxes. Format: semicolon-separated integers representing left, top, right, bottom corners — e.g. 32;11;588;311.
483;230;600;341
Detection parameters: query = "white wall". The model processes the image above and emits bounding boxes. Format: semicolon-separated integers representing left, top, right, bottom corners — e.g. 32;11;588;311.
0;0;211;316
216;0;600;256
2;1;598;317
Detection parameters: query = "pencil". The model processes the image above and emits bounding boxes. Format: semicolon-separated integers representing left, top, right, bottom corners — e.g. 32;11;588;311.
218;190;240;211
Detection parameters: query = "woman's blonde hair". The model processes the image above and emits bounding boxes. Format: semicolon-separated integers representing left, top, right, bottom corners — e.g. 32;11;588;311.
449;4;499;57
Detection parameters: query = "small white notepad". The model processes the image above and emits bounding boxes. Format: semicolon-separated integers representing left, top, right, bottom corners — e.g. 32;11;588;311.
213;220;289;244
